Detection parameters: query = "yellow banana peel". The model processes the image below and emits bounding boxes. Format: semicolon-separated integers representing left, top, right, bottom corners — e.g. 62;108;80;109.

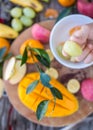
9;0;43;12
0;23;18;39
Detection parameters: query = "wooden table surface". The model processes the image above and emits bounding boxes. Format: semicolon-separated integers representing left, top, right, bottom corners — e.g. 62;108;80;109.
1;0;93;130
0;0;64;130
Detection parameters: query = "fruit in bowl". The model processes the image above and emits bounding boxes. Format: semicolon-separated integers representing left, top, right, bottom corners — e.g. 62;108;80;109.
62;40;82;57
50;14;93;69
56;40;83;63
63;26;82;58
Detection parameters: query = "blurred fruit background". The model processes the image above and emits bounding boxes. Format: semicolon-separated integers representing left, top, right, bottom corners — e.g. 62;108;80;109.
0;1;72;130
0;0;93;130
0;0;77;33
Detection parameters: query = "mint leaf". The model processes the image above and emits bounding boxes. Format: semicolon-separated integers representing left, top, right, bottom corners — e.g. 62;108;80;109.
35;54;50;68
40;72;52;88
3;53;12;61
52;97;56;112
16;55;22;60
0;62;3;78
21;47;28;66
50;87;63;99
32;48;50;68
33;48;50;63
26;80;39;94
36;100;49;120
56;7;73;23
0;47;6;59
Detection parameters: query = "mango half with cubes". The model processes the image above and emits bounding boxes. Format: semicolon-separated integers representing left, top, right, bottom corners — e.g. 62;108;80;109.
18;72;79;117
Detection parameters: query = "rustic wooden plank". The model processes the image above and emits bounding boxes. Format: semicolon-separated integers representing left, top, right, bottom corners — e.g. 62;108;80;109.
0;97;10;130
1;0;93;130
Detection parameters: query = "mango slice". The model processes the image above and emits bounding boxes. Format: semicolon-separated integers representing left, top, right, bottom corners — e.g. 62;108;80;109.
18;72;79;117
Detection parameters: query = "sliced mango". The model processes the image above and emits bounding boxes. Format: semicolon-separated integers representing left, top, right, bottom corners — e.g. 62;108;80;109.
18;72;79;117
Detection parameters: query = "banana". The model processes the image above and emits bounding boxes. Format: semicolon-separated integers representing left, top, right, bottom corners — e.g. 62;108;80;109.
0;23;18;39
40;0;49;2
9;0;43;12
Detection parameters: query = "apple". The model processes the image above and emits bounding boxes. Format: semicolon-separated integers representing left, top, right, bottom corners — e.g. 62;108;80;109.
77;0;93;18
31;23;50;43
3;57;27;85
3;57;16;80
81;78;93;101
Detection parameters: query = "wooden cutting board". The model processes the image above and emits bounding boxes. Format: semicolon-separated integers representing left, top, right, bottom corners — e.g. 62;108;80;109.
4;20;93;127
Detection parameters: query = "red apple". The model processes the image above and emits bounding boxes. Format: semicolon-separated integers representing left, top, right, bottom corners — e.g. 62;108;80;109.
77;0;93;18
81;78;93;101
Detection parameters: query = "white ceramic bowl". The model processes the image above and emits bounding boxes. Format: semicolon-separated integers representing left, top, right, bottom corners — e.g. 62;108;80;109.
50;14;93;69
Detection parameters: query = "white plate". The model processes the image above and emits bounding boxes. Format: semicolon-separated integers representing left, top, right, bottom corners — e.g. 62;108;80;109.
50;14;93;69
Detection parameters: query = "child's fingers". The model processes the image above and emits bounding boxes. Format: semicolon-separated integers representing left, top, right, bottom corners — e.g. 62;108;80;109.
84;50;93;64
70;31;85;44
76;43;93;62
70;25;89;45
84;41;93;63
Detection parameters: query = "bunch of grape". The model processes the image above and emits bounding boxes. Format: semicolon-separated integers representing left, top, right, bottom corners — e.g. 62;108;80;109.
10;7;36;32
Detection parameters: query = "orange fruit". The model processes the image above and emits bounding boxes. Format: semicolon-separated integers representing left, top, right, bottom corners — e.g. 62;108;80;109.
45;9;59;18
20;39;44;64
69;26;81;36
58;0;75;7
0;38;10;56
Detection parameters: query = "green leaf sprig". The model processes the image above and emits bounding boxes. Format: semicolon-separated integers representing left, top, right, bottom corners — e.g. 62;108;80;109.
20;46;63;120
0;47;7;59
36;100;49;120
56;6;73;23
